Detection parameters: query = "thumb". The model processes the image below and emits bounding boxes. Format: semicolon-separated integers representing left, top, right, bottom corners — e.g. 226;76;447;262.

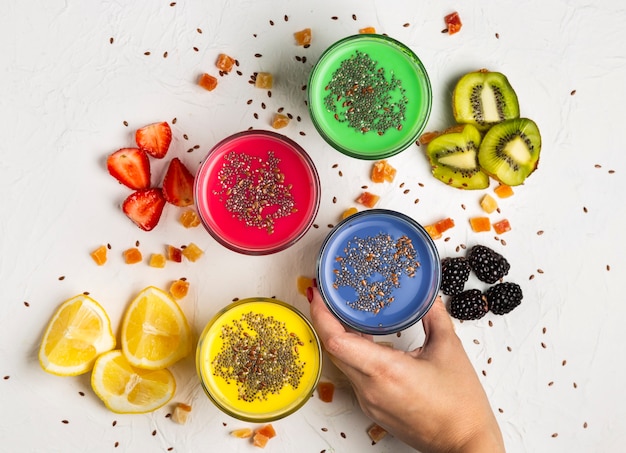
413;296;457;355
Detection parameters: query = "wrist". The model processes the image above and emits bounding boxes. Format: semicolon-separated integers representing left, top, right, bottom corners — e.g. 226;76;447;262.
457;429;505;453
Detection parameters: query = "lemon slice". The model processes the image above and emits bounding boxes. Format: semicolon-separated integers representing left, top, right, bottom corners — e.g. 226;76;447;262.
38;294;116;376
91;350;175;414
121;286;191;369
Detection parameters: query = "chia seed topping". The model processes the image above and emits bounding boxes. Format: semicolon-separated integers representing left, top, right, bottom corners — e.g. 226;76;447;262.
323;50;408;135
333;233;420;314
211;311;305;402
214;150;296;233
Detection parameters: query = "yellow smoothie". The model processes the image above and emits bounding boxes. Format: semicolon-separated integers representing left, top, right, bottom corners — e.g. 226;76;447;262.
196;298;321;422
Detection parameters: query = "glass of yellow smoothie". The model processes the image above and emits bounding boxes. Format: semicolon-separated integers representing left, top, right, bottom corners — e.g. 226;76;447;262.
196;298;322;422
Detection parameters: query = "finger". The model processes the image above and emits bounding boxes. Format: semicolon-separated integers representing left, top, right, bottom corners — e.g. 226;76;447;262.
408;296;456;358
309;288;390;376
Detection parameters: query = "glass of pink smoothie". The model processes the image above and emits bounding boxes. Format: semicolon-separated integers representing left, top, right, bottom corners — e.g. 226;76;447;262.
194;130;320;255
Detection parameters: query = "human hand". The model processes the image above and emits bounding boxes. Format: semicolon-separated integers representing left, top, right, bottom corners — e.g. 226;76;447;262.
307;287;505;453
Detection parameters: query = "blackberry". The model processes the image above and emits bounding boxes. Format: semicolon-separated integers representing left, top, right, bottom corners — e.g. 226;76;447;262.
448;289;488;320
467;245;510;284
486;282;523;315
440;257;471;296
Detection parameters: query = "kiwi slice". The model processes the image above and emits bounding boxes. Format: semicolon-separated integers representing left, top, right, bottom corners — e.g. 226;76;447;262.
478;118;541;186
426;124;490;190
453;70;520;131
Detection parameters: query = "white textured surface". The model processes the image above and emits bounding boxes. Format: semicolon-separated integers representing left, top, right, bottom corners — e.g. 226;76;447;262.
1;1;625;452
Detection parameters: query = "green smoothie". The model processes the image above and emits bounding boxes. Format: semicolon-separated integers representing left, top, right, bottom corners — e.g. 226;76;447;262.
308;34;432;159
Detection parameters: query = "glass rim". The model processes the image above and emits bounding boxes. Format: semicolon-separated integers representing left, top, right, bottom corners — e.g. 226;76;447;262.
316;209;441;334
307;34;433;160
194;129;321;255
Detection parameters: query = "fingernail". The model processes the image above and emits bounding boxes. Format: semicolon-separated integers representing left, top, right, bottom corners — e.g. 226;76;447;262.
306;286;313;303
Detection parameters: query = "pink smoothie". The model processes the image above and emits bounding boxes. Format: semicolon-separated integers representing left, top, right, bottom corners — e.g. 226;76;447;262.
195;130;320;255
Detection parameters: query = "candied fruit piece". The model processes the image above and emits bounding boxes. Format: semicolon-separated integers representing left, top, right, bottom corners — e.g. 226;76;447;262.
444;11;462;35
367;423;388;444
255;72;273;89
356;191;380;208
179;209;201;228
480;194;498;214
171;403;192;424
231;428;253;439
216;53;235;73
252;432;269;448
293;28;312;46
123;247;142;264
418;131;441;146
419;125;465;146
198;73;218;91
271;113;290;129
469;216;491;233
435;217;455;234
371;160;396;183
149;253;166;268
424;224;442;240
317;381;335;403
494;184;514;198
359;26;377;34
182;242;204;262
90;245;108;266
167;245;183;262
493;219;512;234
255;424;276;439
170;279;190;299
341;207;358;219
297;276;314;296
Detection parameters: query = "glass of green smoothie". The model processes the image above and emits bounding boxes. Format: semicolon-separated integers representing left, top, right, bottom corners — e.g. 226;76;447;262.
308;34;432;160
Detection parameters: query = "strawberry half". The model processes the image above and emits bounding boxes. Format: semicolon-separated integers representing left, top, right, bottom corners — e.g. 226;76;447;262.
107;148;151;190
162;157;195;207
135;121;172;159
122;188;166;231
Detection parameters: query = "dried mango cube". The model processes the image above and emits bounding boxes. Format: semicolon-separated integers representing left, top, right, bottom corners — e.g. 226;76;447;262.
359;26;377;34
179;209;201;228
198;73;218;91
271;113;290;129
356;191;380;208
297;276;314;296
255;72;273;89
435;217;455;234
367;423;388;443
493;219;512;234
170;279;189;299
216;53;235;73
90;245;108;266
469;216;491;233
252;433;269;448
149;253;166;268
171;403;192;424
424;224;442;240
123;247;142;264
480;194;498;214
167;245;183;262
231;428;253;439
255;424;276;439
293;28;312;46
494;184;514;198
371;159;396;183
317;381;335;403
341;207;358;219
182;242;204;262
